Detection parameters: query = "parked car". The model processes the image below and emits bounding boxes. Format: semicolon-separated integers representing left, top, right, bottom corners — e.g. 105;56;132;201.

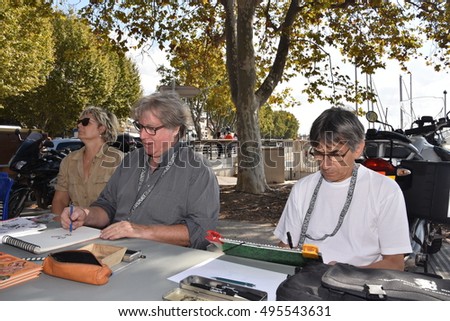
46;138;84;152
112;133;142;153
47;133;141;155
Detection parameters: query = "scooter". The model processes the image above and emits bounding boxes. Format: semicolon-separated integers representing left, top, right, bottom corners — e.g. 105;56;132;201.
7;130;66;219
362;111;450;273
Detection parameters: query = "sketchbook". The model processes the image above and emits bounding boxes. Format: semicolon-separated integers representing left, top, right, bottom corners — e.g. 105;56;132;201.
1;226;101;254
0;217;47;239
206;231;321;266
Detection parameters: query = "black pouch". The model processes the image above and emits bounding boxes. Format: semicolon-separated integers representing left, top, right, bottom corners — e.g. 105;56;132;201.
276;261;450;301
321;263;450;301
276;260;339;301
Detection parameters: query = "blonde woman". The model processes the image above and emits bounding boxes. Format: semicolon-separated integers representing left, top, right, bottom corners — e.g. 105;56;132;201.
52;107;124;215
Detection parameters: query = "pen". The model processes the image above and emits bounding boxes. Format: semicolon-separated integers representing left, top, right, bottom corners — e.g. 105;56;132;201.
69;203;73;233
287;231;293;249
211;277;256;288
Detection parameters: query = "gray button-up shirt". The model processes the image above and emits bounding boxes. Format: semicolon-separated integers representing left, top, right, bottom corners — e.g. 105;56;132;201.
91;142;220;249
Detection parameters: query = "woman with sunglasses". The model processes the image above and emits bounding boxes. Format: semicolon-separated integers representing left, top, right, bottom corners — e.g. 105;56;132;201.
52;107;124;215
59;92;220;250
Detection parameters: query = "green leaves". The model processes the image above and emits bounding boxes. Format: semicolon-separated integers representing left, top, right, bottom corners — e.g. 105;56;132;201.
0;4;54;99
1;5;141;137
259;106;300;139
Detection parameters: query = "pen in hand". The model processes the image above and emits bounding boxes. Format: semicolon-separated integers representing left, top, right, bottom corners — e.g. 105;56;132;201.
69;203;73;233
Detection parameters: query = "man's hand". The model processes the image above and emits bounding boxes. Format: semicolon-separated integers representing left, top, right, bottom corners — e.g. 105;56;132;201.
100;221;141;240
60;206;88;230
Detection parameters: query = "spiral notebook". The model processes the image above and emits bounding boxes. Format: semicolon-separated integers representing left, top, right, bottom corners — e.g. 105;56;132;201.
1;226;101;254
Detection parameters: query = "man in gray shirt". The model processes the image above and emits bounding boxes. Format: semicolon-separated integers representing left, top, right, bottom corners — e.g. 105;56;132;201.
60;92;220;250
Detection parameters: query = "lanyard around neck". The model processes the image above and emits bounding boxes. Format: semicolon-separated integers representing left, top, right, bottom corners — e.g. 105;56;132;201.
127;152;177;220
298;164;359;246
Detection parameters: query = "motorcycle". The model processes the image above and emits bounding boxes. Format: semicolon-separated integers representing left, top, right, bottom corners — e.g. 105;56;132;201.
362;111;450;273
7;130;66;219
404;113;450;161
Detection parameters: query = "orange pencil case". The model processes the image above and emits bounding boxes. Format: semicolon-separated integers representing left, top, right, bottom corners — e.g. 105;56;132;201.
42;250;112;285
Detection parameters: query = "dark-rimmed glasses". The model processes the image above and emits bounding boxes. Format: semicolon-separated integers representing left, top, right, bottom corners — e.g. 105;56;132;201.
77;118;91;126
133;120;165;136
308;147;350;162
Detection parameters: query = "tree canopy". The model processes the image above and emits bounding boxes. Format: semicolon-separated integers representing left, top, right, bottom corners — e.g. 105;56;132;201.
62;0;450;193
0;2;54;100
260;106;299;139
1;4;142;136
157;31;298;139
156;36;235;139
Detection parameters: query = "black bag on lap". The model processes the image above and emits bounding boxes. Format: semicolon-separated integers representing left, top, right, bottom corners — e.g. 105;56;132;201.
276;261;450;301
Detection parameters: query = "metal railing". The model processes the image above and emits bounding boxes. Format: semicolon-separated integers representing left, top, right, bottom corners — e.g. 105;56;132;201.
191;139;319;181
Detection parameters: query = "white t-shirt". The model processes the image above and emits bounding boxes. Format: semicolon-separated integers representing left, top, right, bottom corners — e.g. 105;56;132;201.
274;165;412;266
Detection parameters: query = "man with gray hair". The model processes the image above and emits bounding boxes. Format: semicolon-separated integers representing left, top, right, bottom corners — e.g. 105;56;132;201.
274;107;411;270
60;92;220;250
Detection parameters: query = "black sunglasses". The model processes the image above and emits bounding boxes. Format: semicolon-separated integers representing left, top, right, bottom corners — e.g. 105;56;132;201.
77;118;91;126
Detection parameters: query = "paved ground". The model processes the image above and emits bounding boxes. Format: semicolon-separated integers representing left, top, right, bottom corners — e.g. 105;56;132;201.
215;175;279;244
216;175;237;186
216;219;278;245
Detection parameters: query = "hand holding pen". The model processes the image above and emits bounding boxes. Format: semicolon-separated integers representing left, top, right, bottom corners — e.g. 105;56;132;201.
61;204;88;231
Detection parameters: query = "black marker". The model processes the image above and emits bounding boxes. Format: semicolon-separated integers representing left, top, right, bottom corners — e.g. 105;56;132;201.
287;232;293;249
190;283;261;301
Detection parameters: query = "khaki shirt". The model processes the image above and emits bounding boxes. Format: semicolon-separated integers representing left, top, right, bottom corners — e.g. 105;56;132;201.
55;144;124;208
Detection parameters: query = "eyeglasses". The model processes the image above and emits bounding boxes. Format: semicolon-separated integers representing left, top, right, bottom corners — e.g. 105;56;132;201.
133;120;165;135
77;118;91;126
308;147;351;162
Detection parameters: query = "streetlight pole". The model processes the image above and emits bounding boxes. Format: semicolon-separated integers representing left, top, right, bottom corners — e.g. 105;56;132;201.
409;72;413;124
444;90;447;117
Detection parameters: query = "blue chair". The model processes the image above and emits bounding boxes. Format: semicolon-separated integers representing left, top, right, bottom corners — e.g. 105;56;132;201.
0;172;14;221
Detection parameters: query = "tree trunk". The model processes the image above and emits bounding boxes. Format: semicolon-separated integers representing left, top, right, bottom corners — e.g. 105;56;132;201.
235;99;267;193
233;1;267;194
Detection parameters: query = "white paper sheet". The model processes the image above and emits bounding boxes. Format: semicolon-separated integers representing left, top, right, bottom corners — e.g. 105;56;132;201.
0;217;46;238
168;258;287;301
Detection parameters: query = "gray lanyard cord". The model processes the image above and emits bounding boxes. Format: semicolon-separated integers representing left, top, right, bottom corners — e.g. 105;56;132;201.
298;164;359;246
127;152;177;220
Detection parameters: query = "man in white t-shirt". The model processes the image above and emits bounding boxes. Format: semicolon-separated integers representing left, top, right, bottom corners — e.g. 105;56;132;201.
274;107;412;270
